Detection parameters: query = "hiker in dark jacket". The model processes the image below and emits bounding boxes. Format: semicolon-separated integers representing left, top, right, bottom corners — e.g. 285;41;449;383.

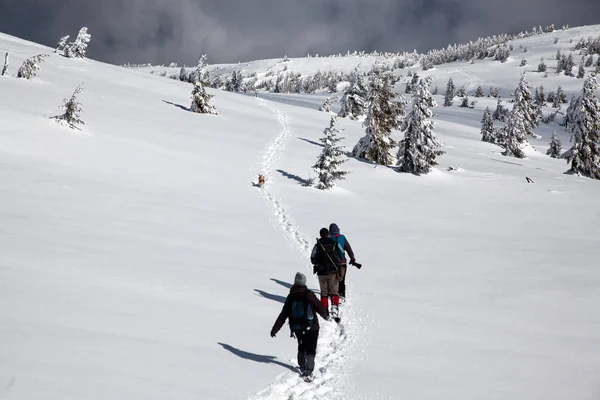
329;223;358;301
310;227;341;318
271;272;329;377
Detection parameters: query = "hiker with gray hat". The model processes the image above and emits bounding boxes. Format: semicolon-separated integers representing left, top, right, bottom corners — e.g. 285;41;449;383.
270;272;329;380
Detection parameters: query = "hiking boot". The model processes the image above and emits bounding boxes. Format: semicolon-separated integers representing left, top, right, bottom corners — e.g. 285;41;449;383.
331;305;339;319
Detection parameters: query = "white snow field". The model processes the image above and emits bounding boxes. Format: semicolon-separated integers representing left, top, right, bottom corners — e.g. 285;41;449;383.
2;25;600;400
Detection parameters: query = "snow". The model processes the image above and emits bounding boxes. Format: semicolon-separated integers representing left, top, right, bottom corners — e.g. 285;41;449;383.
2;25;600;400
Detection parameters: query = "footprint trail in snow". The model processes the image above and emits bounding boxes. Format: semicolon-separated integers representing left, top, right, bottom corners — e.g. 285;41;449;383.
251;98;357;400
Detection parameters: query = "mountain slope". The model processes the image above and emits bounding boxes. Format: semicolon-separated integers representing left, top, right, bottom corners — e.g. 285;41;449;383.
1;29;600;400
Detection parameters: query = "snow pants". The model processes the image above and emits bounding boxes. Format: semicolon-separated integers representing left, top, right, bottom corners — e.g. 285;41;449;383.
318;273;339;297
338;264;347;298
295;329;319;373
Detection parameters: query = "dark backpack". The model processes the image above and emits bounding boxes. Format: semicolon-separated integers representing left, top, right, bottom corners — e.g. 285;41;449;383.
288;292;315;332
315;239;340;274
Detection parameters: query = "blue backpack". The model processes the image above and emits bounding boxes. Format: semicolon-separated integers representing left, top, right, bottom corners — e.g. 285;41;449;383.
332;234;346;260
289;293;315;332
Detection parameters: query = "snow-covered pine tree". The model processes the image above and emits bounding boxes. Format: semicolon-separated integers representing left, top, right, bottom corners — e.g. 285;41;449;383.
190;80;218;115
460;96;469;107
225;70;244;92
555;49;561;60
520;58;527;67
577;63;585;79
64;27;91;59
1;52;8;76
351;69;406;165
397;76;444;174
17;54;49;79
313;116;349;189
432;86;439;95
481;107;497;143
188;54;210;86
319;98;333;112
564;53;575;76
537;58;547;72
565;76;600;179
556;86;567;103
563;95;580;127
535;85;546;104
474;85;484;97
51;84;85;129
338;69;368;119
55;35;69;53
585;55;594;67
492;97;509;122
444;77;455;106
546;131;562;158
512;71;540;136
502;109;527;158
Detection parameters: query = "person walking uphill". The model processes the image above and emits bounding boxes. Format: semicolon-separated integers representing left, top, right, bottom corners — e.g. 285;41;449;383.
311;227;342;321
329;223;359;302
271;272;329;381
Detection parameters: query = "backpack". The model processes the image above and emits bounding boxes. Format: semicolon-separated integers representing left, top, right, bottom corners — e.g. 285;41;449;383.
315;239;340;274
331;234;346;260
289;292;315;332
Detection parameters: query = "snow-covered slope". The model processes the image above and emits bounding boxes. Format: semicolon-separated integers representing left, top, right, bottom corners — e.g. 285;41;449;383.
1;26;600;400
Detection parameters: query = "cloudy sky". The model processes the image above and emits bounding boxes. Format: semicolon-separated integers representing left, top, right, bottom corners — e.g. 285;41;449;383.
1;0;599;65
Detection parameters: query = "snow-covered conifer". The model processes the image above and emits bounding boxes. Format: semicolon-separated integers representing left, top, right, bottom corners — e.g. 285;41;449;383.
492;97;509;122
190;54;210;86
556;86;567;104
51;84;85;129
489;86;500;98
319;98;333;113
432;86;439;95
338;70;368;119
502;109;527;158
537;58;547;72
555;49;561;60
564;53;574;76
474;85;484;97
351;69;406;165
585;55;594;67
190;80;218;115
397;76;444;174
565;76;600;178
460;96;469;107
481;107;497;143
520;58;527;67
64;27;91;59
513;72;541;135
226;70;244;92
313;116;349;189
1;52;8;76
443;77;455;106
577;63;585;79
55;35;69;53
17;54;49;79
535;85;546;104
546;131;562;158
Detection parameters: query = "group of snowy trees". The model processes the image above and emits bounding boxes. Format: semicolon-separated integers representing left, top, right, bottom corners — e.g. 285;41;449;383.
339;65;442;175
478;69;600;180
56;27;91;59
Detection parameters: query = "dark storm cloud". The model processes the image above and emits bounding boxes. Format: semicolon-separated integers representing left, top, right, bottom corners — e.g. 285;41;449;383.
1;0;599;65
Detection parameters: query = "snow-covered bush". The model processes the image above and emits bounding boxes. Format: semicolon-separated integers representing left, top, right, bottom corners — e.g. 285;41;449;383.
190;80;218;115
55;35;69;53
64;27;91;59
51;84;85;130
17;54;49;79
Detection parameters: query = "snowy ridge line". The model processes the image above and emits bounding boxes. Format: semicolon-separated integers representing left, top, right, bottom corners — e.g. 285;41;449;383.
251;98;355;399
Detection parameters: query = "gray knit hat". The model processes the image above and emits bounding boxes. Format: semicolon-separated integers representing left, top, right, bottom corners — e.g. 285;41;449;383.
294;272;307;286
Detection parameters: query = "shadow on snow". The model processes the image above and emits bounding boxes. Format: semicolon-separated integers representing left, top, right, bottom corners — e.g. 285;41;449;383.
217;343;297;373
